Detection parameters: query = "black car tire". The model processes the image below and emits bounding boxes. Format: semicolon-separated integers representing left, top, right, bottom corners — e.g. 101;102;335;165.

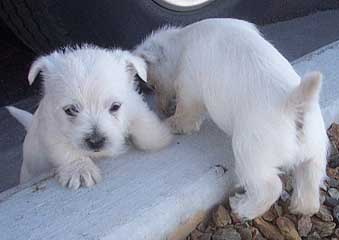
0;0;338;53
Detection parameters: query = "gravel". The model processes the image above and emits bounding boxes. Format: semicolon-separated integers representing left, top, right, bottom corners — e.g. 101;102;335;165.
187;123;339;240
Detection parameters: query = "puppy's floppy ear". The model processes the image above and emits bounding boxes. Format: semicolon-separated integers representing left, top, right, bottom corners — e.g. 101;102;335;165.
28;56;49;85
134;43;165;65
126;54;147;82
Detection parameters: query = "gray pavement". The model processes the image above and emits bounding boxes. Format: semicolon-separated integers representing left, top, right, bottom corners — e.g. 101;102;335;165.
1;9;339;192
0;97;38;191
261;9;339;61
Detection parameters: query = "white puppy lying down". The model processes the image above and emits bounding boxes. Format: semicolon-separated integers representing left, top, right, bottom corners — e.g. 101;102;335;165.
134;18;328;219
7;45;172;189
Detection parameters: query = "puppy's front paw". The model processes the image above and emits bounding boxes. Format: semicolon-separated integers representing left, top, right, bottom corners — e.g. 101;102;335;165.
165;116;202;135
56;158;102;189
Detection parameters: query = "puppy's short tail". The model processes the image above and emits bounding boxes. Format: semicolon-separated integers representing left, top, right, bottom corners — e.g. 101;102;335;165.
6;106;33;130
285;72;322;141
286;71;322;114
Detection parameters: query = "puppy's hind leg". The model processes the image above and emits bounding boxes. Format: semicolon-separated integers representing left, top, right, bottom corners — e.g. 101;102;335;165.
290;157;325;215
129;101;173;151
229;132;283;220
290;108;327;215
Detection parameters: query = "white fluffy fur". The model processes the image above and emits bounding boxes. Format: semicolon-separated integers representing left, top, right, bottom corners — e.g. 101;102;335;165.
7;45;172;189
134;18;328;219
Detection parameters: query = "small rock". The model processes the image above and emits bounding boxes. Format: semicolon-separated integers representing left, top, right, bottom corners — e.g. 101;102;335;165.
321;181;328;191
324;196;339;208
262;207;277;222
251;227;267;240
196;221;208;233
285;214;298;225
320;191;327;205
191;229;204;240
237;227;252;240
330;141;339;154
201;233;212;240
253;217;284;240
279;201;291;215
327;167;339;180
328;142;339;159
335;228;339;237
230;211;241;224
297;216;312;237
328;188;339;200
311;217;336;237
280;190;290;202
333;205;339;223
204;226;215;234
212;226;241;240
212;205;232;227
329;157;339;168
276;216;301;240
316;205;334;222
233;222;250;231
191;231;212;240
273;203;283;217
327;123;339;149
307;232;321;240
327;178;339;188
328;141;339;155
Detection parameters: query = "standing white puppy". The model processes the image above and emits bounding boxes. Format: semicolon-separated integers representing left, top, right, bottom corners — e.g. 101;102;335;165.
134;18;328;219
7;45;172;189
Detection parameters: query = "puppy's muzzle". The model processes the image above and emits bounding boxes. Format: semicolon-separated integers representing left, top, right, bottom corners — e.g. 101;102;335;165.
84;132;106;152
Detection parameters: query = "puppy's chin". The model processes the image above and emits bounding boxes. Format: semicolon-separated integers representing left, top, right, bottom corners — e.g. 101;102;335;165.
81;144;128;160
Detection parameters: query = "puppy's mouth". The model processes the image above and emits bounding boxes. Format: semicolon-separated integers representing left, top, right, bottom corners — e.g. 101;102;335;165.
79;143;106;154
84;145;106;153
82;146;109;158
80;144;106;153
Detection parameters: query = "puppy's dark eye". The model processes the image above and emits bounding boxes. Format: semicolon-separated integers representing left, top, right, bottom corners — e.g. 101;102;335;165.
63;105;79;117
109;102;121;113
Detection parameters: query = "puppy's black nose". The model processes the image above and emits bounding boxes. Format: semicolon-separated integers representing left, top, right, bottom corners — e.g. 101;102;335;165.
85;133;106;151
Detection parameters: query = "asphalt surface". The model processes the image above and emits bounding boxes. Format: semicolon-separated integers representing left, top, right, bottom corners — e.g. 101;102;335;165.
1;9;339;192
